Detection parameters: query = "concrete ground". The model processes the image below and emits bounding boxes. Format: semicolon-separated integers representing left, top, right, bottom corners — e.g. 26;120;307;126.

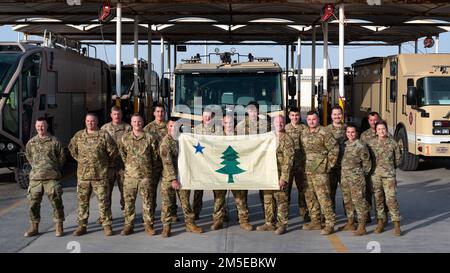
0;159;449;253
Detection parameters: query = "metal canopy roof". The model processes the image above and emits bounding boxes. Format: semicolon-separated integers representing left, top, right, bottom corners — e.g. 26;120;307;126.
2;1;450;45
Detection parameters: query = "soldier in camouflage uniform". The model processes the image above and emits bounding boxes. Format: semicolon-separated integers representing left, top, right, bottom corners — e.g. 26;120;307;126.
210;115;253;231
100;106;131;218
256;115;294;235
159;118;203;237
144;103;179;223
285;107;310;222
371;120;402;236
326;106;346;212
301;111;338;235
24;118;65;237
235;101;274;217
340;124;372;236
119;114;159;236
69;113;118;236
360;111;387;222
192;107;223;220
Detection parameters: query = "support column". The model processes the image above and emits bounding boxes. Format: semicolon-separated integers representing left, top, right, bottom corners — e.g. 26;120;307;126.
297;36;301;110
435;35;439;53
147;24;153;121
398;44;402;54
115;3;122;99
133;16;139;114
160;35;164;101
311;26;316;111
323;22;329;126
338;4;345;118
285;44;289;112
414;39;418;54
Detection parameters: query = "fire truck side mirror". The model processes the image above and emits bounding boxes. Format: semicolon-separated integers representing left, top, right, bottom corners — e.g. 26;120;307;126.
161;78;169;98
27;76;38;97
407;86;417;106
288;76;296;97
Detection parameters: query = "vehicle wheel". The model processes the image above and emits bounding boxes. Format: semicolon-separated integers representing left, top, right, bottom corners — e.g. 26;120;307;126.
14;168;29;189
396;127;419;171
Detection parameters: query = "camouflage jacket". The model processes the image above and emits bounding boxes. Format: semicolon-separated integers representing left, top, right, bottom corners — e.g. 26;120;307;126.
193;122;223;135
236;116;271;135
159;134;178;182
276;132;295;181
69;129;118;180
101;122;131;168
301;126;339;174
326;123;346;168
144;120;168;142
285;122;307;170
360;128;377;149
120;131;158;179
371;137;402;176
341;139;372;176
25;135;65;180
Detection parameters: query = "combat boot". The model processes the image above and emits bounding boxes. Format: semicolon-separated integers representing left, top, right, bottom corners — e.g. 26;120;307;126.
162;225;171;238
171;215;179;223
353;223;366;236
96;217;102;225
55;222;64;237
274;225;287;235
302;221;322;230
339;218;356;231
256;223;275;232
303;214;311;223
320;225;334;235
239;222;253;231
144;224;156;236
366;212;372;224
210;220;224;231
374;219;385;234
104;225;113;236
120;225;134;236
186;223;203;233
393;221;401;236
24;222;39;237
73;225;87;236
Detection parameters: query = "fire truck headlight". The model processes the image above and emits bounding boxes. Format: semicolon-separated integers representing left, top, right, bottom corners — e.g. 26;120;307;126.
6;143;15;151
0;143;5;151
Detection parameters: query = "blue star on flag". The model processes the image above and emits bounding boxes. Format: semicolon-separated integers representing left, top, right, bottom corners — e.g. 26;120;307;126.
193;142;205;154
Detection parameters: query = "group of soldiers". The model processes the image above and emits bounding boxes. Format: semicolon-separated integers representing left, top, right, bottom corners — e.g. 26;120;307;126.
23;101;402;239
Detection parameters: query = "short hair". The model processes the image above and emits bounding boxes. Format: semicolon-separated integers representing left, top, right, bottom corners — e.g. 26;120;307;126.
203;106;214;113
331;105;343;113
86;112;98;120
131;113;143;119
153;102;165;111
375;120;388;130
345;123;359;132
273;115;285;123
36;117;47;123
306;110;318;117
168;117;179;122
289;106;300;113
223;114;234;121
247;101;259;109
368;111;380;118
111;106;122;113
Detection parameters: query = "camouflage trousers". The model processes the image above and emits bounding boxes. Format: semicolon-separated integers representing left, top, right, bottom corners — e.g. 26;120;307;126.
329;167;341;212
304;173;336;227
213;190;249;223
287;168;309;218
341;171;368;223
193;190;203;218
152;169;178;219
371;174;401;222
262;187;289;227
259;190;276;219
27;179;65;224
123;177;155;227
107;167;125;211
160;180;194;225
77;179;111;226
365;175;374;215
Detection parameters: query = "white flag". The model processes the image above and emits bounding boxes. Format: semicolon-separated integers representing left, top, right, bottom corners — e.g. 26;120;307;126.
178;132;279;190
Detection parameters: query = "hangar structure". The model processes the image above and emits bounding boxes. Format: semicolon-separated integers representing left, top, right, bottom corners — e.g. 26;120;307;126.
2;0;450;111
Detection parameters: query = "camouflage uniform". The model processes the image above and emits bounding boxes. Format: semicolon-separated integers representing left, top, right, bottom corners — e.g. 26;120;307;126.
326;124;346;212
361;128;379;218
159;134;197;225
101;122;131;211
301;126;338;228
119;131;159;227
285;122;309;219
261;132;294;228
236;116;273;215
192;122;223;218
371;137;402;222
25;135;65;224
69;129;118;227
144;120;174;217
212;129;250;224
341;139;372;223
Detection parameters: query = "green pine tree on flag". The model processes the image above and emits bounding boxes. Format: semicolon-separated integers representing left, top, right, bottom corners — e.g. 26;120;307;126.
216;145;245;183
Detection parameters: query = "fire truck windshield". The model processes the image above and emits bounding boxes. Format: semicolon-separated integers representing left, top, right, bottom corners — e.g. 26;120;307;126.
417;77;450;105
